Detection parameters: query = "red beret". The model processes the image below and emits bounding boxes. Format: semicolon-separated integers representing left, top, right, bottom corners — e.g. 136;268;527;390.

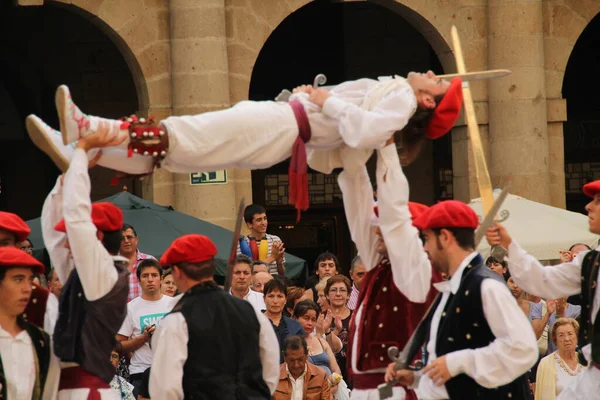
426;78;463;139
373;202;429;223
55;202;123;232
583;180;600;198
0;212;31;242
413;200;478;231
0;247;45;274
160;234;218;266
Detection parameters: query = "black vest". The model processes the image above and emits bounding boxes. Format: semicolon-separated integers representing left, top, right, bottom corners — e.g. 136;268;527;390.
435;256;532;400
0;317;51;400
171;281;270;400
54;261;129;383
579;250;600;366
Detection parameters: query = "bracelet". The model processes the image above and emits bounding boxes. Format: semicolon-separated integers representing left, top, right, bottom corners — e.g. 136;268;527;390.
325;331;332;336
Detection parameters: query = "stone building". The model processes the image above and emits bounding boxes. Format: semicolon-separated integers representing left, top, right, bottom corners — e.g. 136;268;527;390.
1;0;599;270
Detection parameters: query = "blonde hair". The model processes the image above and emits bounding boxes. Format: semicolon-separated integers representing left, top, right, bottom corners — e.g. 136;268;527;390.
314;276;331;293
551;317;579;344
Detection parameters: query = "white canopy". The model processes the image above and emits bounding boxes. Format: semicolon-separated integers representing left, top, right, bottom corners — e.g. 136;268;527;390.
468;191;598;261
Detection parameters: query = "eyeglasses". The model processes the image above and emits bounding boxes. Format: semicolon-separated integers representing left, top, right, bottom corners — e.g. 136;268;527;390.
329;288;348;294
122;235;137;241
20;246;33;252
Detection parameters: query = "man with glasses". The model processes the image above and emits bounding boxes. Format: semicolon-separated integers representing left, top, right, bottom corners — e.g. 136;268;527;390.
120;224;156;301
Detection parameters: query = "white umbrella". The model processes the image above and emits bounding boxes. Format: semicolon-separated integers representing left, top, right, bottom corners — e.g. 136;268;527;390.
468;191;598;261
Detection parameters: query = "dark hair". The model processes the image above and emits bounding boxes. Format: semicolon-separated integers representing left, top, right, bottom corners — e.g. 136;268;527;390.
282;335;308;355
569;243;591;252
485;256;507;269
293;299;321;319
0;266;35;283
431;227;475;251
325;274;352;294
136;259;163;280
174;259;215;280
102;229;125;255
244;204;266;224
251;260;268;273
122;224;137;237
19;238;33;248
285;286;306;314
314;252;339;272
162;268;172;278
234;254;253;268
264;278;287;296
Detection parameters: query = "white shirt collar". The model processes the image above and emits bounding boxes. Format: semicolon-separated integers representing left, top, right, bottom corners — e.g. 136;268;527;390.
285;363;307;382
0;323;31;343
433;252;478;294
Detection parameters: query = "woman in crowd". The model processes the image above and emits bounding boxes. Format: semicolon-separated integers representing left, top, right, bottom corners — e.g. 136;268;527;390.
293;300;341;377
486;255;508;279
507;275;536;320
535;318;584;400
161;268;177;297
285;286;310;316
325;275;353;386
263;279;305;362
315;276;331;312
110;347;136;400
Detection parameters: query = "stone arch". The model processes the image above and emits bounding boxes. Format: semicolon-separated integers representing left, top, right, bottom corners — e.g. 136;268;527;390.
27;0;174;115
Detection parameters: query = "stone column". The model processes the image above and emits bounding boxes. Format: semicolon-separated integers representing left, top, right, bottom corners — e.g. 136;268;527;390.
168;0;238;229
488;0;551;204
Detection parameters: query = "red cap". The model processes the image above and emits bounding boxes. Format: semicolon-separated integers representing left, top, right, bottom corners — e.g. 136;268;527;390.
0;212;31;242
55;202;123;232
0;247;45;274
426;78;463;139
373;202;429;223
583;180;600;198
160;234;218;266
413;200;478;231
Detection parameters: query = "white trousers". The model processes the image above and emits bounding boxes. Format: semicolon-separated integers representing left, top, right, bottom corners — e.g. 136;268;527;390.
351;387;406;400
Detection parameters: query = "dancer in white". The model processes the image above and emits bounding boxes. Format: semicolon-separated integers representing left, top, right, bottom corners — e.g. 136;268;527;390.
26;72;462;215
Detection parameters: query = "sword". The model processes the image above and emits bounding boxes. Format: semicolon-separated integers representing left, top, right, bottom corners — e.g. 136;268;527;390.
377;185;511;399
274;70;510;102
223;197;246;293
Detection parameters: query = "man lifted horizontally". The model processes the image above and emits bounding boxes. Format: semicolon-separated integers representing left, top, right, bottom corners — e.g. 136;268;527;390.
26;71;462;215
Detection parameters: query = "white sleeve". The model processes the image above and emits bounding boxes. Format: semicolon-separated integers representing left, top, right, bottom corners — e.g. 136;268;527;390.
337;167;379;271
376;144;431;303
321;86;416;149
506;241;582;299
41;177;74;285
62;148;118;301
445;279;538;388
43;294;59;336
150;313;187;400
255;309;280;394
117;306;135;337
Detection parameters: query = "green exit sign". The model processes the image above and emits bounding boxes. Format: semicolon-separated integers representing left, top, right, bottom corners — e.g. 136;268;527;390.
190;170;228;185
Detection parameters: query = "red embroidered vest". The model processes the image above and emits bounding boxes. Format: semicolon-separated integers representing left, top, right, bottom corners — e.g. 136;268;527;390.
348;259;440;375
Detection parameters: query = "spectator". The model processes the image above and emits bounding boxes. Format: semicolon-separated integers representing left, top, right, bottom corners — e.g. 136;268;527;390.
263;279;305;362
305;252;340;301
120;224;156;302
237;204;285;275
285;286;310;316
314;277;331;312
293;300;341;377
347;255;365;311
545;297;581;355
560;243;591;306
252;260;269;275
535;318;584;399
117;259;174;396
273;336;331;400
137;368;151;400
160;268;177;297
17;238;34;255
109;347;135;400
486;256;508;278
325;275;353;385
252;271;274;293
47;267;63;299
507;275;536;320
230;254;266;312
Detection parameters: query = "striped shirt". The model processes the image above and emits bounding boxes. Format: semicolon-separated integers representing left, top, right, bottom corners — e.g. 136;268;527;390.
347;284;360;311
237;233;285;275
127;250;156;302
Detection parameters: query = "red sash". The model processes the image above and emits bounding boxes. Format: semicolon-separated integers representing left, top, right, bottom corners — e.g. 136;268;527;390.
59;367;110;400
288;100;312;221
352;373;417;400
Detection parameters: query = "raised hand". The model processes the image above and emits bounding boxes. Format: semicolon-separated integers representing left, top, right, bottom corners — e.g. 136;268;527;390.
485;223;512;249
384;363;415;385
292;85;314;94
77;120;127;152
308;88;332;108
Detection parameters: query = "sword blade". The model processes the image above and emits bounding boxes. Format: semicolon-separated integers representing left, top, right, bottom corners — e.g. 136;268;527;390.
438;69;511;82
474;185;511;247
224;197;246;292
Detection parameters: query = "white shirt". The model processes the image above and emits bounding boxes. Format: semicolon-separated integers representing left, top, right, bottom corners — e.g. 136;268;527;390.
287;364;307;400
507;241;600;364
149;297;280;399
41;148;122;302
0;325;35;400
118;295;175;374
44;292;59;335
415;253;538;400
338;144;433;377
230;288;266;312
